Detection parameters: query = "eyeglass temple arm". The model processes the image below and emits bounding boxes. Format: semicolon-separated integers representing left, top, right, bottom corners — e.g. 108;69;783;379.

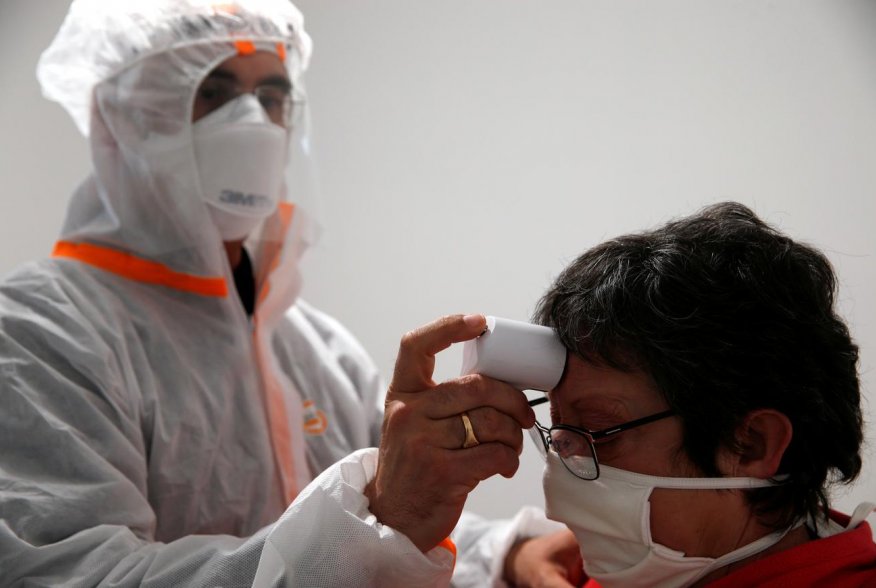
590;409;675;439
527;396;674;439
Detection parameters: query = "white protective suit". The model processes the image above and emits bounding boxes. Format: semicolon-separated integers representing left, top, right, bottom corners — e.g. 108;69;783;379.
0;1;562;586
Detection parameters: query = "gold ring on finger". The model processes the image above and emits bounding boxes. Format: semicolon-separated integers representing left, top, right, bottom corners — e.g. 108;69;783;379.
461;412;480;449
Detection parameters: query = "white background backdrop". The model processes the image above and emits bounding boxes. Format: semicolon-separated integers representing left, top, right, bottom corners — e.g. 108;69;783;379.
1;0;875;521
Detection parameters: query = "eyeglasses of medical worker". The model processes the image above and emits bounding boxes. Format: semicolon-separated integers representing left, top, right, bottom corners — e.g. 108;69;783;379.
195;75;302;128
527;395;674;480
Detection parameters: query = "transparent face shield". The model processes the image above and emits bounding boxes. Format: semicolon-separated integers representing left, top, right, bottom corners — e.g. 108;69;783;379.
190;44;322;244
193;73;303;129
38;0;313;136
38;1;321;277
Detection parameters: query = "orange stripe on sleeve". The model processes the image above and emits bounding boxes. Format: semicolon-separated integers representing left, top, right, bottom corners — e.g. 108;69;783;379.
235;40;257;56
276;42;287;62
437;537;457;559
52;241;228;298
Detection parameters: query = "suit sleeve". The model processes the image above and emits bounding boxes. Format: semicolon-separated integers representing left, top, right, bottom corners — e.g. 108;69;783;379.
0;294;269;587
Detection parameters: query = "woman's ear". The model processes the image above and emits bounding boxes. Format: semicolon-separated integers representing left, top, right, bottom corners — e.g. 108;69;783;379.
717;409;793;478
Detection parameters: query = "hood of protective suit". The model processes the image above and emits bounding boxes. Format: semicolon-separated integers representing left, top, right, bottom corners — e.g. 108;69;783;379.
35;0;320;503
37;0;317;308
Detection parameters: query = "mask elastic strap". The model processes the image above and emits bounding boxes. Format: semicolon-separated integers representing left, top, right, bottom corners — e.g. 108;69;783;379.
848;502;876;529
597;461;787;490
693;517;804;583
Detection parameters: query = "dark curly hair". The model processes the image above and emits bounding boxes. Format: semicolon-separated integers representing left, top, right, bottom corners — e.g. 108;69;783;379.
534;201;862;529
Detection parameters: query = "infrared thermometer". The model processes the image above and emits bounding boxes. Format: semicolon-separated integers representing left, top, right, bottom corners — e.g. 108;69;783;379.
460;316;566;392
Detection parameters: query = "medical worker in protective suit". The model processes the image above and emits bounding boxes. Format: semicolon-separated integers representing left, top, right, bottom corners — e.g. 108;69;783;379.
0;1;566;586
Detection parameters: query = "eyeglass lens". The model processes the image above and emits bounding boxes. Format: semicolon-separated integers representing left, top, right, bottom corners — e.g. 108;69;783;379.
552;428;599;479
528;394;599;480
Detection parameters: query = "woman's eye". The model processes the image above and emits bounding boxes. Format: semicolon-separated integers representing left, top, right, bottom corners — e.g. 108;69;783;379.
590;435;625;461
551;430;593;458
591;435;619;446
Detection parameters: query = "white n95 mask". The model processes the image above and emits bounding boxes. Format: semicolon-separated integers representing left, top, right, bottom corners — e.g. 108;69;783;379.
193;93;288;241
543;452;794;588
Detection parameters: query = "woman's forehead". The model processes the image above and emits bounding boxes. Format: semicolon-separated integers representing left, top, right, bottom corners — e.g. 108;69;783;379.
554;354;663;410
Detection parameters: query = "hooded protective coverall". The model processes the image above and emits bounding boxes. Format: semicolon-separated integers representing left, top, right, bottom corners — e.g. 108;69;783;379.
0;1;561;586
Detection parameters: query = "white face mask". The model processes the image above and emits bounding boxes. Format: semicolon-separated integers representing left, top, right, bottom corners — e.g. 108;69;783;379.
543;452;794;588
193;94;288;241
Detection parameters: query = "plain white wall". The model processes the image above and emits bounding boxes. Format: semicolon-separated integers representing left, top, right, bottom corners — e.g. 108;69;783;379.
1;1;875;521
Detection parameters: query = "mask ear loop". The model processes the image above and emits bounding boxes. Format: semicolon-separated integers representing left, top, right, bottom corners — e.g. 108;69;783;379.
688;517;805;585
848;502;876;529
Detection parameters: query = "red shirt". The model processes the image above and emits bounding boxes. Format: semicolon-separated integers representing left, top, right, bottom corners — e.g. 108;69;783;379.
709;516;876;587
582;513;876;588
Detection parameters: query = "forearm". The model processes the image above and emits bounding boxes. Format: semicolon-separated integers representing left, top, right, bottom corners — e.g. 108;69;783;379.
253;448;455;588
450;507;568;588
0;523;270;587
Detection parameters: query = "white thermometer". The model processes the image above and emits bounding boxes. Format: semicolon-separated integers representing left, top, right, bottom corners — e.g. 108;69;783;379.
460;316;566;391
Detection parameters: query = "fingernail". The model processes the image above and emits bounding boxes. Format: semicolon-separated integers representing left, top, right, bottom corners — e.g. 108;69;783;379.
463;314;483;328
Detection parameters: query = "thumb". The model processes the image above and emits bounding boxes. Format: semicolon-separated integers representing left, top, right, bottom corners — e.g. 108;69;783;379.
391;314;486;393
